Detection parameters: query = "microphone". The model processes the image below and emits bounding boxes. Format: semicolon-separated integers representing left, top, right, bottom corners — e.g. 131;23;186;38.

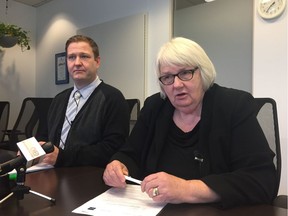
194;151;204;163
0;142;54;176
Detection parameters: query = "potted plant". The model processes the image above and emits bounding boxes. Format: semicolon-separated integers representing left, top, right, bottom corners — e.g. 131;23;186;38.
0;22;31;51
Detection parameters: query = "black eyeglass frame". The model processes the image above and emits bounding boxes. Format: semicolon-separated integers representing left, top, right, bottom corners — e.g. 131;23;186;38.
158;67;199;85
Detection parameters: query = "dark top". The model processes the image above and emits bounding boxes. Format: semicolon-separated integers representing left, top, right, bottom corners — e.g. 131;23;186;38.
45;82;130;167
111;84;277;208
157;121;201;179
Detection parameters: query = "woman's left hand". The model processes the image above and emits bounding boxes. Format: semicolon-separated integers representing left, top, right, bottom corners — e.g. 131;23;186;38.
141;172;220;204
141;172;188;204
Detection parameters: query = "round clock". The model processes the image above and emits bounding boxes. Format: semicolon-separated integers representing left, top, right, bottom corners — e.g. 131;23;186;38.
258;0;286;20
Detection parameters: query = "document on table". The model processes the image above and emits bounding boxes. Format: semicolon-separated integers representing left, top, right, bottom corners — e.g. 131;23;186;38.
72;184;166;216
9;162;54;174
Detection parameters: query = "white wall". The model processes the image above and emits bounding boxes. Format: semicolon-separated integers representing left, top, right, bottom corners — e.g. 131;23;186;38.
35;0;171;99
0;1;36;127
0;0;286;196
253;0;287;195
78;14;147;105
174;0;253;93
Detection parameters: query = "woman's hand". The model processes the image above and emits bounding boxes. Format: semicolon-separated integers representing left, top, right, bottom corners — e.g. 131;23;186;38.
141;172;188;203
103;160;129;188
141;172;220;204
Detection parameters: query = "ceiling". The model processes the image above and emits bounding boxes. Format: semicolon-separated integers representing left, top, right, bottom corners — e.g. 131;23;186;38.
13;0;53;7
13;0;207;9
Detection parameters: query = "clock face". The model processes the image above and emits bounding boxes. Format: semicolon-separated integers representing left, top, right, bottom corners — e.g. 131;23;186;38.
258;0;286;19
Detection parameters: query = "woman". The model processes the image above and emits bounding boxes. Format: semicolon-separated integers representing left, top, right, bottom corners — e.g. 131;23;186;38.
103;37;277;208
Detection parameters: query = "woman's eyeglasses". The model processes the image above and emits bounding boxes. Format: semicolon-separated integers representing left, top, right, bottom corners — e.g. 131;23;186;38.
158;67;198;85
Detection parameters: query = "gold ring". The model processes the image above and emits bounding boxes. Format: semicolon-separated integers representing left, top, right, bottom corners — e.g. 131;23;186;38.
152;187;159;197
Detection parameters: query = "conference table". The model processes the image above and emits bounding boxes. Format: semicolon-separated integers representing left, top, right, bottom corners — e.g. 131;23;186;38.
0;166;286;216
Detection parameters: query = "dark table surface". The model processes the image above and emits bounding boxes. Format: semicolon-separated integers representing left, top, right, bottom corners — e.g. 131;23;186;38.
0;166;286;216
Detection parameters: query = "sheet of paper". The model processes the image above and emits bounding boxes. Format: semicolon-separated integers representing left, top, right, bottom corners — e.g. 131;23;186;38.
9;162;54;174
72;184;166;216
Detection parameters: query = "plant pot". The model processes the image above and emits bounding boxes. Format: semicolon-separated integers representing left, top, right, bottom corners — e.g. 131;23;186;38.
0;35;18;48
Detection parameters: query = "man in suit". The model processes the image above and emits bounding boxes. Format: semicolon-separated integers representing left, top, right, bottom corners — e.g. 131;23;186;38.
41;35;130;167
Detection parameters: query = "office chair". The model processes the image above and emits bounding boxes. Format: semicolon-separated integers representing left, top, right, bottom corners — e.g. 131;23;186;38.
126;99;140;133
254;97;287;209
3;97;53;152
0;102;10;147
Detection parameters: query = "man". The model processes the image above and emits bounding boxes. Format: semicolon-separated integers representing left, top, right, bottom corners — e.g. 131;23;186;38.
41;35;130;167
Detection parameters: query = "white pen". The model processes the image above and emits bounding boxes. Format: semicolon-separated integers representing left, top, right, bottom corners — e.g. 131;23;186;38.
124;175;142;185
29;190;56;203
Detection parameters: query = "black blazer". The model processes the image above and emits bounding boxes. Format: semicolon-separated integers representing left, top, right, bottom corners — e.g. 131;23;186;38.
112;84;277;208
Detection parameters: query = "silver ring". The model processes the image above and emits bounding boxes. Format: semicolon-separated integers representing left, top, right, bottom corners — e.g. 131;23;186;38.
152;187;159;197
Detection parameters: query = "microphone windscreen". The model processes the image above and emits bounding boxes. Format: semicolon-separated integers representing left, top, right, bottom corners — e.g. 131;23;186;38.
42;142;54;154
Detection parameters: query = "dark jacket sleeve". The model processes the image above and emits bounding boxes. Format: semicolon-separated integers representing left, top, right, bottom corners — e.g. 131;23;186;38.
200;86;277;208
111;93;166;177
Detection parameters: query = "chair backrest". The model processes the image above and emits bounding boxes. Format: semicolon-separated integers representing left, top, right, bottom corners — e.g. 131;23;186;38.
126;99;140;133
0;102;10;143
254;97;281;194
8;97;53;150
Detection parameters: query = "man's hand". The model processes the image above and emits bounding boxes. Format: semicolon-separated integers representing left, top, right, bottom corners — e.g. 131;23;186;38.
40;142;58;166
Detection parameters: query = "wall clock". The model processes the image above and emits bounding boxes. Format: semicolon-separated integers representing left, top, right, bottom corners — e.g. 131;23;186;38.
258;0;286;20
